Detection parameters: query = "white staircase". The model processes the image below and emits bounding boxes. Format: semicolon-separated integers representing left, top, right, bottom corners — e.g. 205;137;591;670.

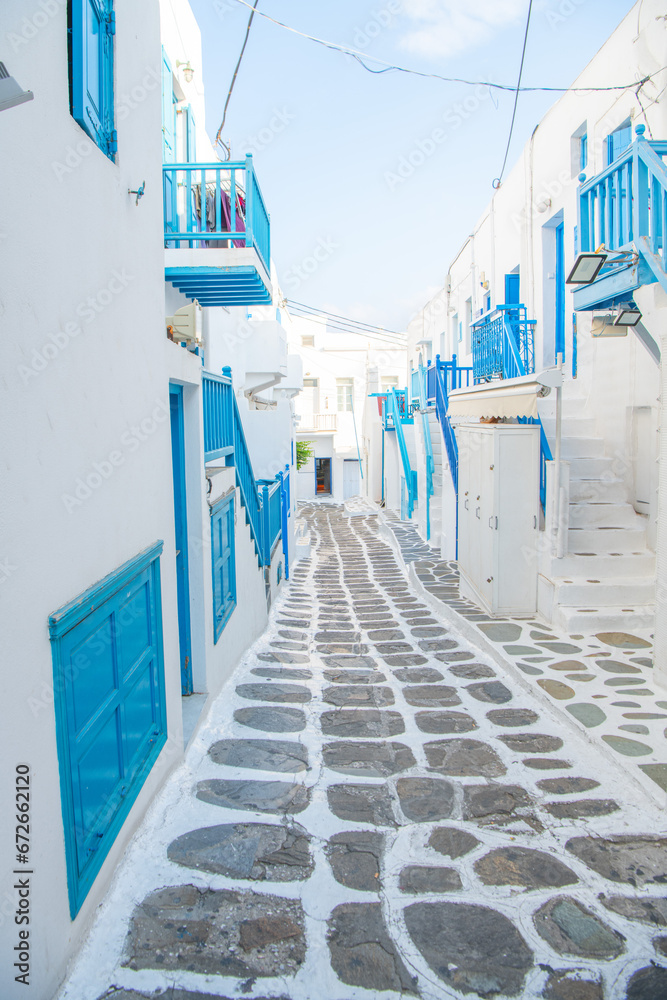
541;412;655;633
427;410;444;544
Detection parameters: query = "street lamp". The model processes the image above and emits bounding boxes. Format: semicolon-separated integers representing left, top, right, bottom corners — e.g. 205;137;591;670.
614;306;642;327
0;62;33;113
566;252;607;284
176;60;195;83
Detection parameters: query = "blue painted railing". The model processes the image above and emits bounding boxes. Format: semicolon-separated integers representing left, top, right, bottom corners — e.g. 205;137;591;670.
386;388;417;519
416;362;434;541
578;129;667;290
278;465;290;580
203;367;285;567
517;416;552;511
433;362;460;497
470;305;536;383
202;371;234;461
163;153;270;273
382;388;411;430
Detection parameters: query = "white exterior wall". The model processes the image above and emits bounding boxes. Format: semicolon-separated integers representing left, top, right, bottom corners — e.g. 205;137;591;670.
0;3;179;998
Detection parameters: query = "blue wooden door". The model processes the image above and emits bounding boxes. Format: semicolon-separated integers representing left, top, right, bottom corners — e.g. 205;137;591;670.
504;272;520;305
169;385;193;694
555;223;565;362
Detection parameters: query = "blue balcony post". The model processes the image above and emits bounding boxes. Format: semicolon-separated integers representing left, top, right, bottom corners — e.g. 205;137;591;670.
261;483;270;566
244;153;255;252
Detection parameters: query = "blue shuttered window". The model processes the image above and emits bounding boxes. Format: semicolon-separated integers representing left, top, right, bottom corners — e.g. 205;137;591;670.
606;120;632;165
211;494;236;641
70;0;116;158
49;542;166;917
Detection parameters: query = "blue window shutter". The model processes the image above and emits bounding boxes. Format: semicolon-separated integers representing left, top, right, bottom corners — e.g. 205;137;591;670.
211;495;236;641
580;133;587;171
71;0;115;158
49;543;166;917
185;105;196;163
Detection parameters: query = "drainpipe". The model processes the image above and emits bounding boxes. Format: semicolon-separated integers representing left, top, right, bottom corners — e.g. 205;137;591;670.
553;352;564;558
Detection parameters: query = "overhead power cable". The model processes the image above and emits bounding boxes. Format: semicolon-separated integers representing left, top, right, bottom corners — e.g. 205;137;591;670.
229;0;660;95
287;299;403;337
215;0;260;159
493;0;534;189
286;303;407;346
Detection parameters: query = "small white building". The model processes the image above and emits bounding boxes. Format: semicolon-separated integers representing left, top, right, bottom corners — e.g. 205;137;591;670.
0;1;300;997
290;315;404;504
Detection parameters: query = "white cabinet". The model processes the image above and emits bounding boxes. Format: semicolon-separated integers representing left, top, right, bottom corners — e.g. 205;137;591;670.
457;425;540;616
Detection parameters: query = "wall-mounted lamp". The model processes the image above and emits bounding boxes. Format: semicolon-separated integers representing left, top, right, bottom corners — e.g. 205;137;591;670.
176;60;194;83
566;252;607;284
614;306;642;327
0;62;33;113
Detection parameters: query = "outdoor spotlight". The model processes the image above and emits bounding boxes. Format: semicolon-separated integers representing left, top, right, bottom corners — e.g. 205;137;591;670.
177;60;195;83
566;252;607;285
0;62;33;113
614;307;642;327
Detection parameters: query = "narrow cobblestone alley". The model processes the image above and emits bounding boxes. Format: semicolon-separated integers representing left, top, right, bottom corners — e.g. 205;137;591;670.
62;505;667;1000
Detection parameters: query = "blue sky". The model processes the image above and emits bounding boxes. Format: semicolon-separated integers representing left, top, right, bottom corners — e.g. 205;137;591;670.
189;0;637;330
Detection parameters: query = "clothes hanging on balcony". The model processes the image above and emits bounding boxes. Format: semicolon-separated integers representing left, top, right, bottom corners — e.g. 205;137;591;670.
186;182;246;248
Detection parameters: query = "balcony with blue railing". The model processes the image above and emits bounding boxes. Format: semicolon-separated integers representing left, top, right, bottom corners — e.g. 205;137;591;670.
574;126;667;310
470;305;536;383
163;154;272;307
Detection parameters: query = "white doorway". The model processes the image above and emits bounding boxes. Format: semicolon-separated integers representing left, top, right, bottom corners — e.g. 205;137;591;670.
343;459;361;500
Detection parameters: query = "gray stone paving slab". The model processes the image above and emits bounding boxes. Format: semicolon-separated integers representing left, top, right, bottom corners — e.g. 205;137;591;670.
322;740;416;776
566;836;667;887
322;684;395;706
534;896;625;958
327;783;397;826
122;885;306;977
327;902;417;993
474;847;578;888
425;737;507;776
395;776;456;821
167;822;312;881
326;831;384;891
428;826;480;858
399;864;463;893
196;779;310;814
405;900;533;996
233;706;306;733
403;683;462;707
415;710;478;733
319;707;405;737
208;738;309;773
235;682;311;703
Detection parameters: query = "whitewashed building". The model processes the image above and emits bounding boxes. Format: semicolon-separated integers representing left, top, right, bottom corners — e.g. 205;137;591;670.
0;1;299;997
393;1;666;664
290;315;404;504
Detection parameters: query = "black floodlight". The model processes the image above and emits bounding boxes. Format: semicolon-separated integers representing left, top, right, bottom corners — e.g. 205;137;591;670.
614;307;642;327
0;62;33;113
566;252;607;285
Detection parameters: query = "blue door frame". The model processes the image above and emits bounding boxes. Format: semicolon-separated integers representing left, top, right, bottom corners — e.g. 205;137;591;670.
169;384;193;695
555;223;565;361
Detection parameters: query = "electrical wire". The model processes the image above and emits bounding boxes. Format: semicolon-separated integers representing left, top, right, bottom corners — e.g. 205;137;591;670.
287;299;402;337
287;309;406;344
215;0;260;159
229;0;660;95
493;0;534;189
290;315;407;346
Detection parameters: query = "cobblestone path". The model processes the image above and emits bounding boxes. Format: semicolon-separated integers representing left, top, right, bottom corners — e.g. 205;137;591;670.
63;505;667;1000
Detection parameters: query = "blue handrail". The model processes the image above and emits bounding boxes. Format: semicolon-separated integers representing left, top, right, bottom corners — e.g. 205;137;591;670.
162;154;270;272
470;305;536;383
417;362;434;541
202;371;234;461
433;360;459;497
387;388;417;518
578;132;667;289
278;465;290;580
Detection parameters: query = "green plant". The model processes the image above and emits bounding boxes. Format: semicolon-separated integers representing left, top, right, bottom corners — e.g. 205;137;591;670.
296;440;315;470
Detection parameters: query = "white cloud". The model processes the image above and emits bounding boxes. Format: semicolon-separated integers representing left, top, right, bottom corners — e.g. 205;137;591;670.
399;0;527;60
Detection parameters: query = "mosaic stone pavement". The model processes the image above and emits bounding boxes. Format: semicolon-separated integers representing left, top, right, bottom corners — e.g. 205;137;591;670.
381;513;667;802
61;503;667;1000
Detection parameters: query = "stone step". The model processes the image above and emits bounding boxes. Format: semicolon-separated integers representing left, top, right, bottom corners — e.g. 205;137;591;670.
568;526;646;553
551;603;655;633
569;478;627;504
568;503;646;529
553;576;656;607
548;550;655;577
568;456;618;478
559;437;606;460
540;415;598;438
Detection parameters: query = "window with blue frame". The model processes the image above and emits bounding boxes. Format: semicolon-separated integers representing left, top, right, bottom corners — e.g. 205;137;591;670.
49;542;166;917
606;119;632;165
211;494;236;641
580;133;588;171
69;0;116;159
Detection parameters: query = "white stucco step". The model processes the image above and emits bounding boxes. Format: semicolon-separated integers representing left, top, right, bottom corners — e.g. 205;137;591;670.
568;503;646;529
568;527;646;552
568;457;617;478
552;604;655;633
569;479;627;504
560;437;606;460
540;416;598;437
551;551;655;576
553;577;656;606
